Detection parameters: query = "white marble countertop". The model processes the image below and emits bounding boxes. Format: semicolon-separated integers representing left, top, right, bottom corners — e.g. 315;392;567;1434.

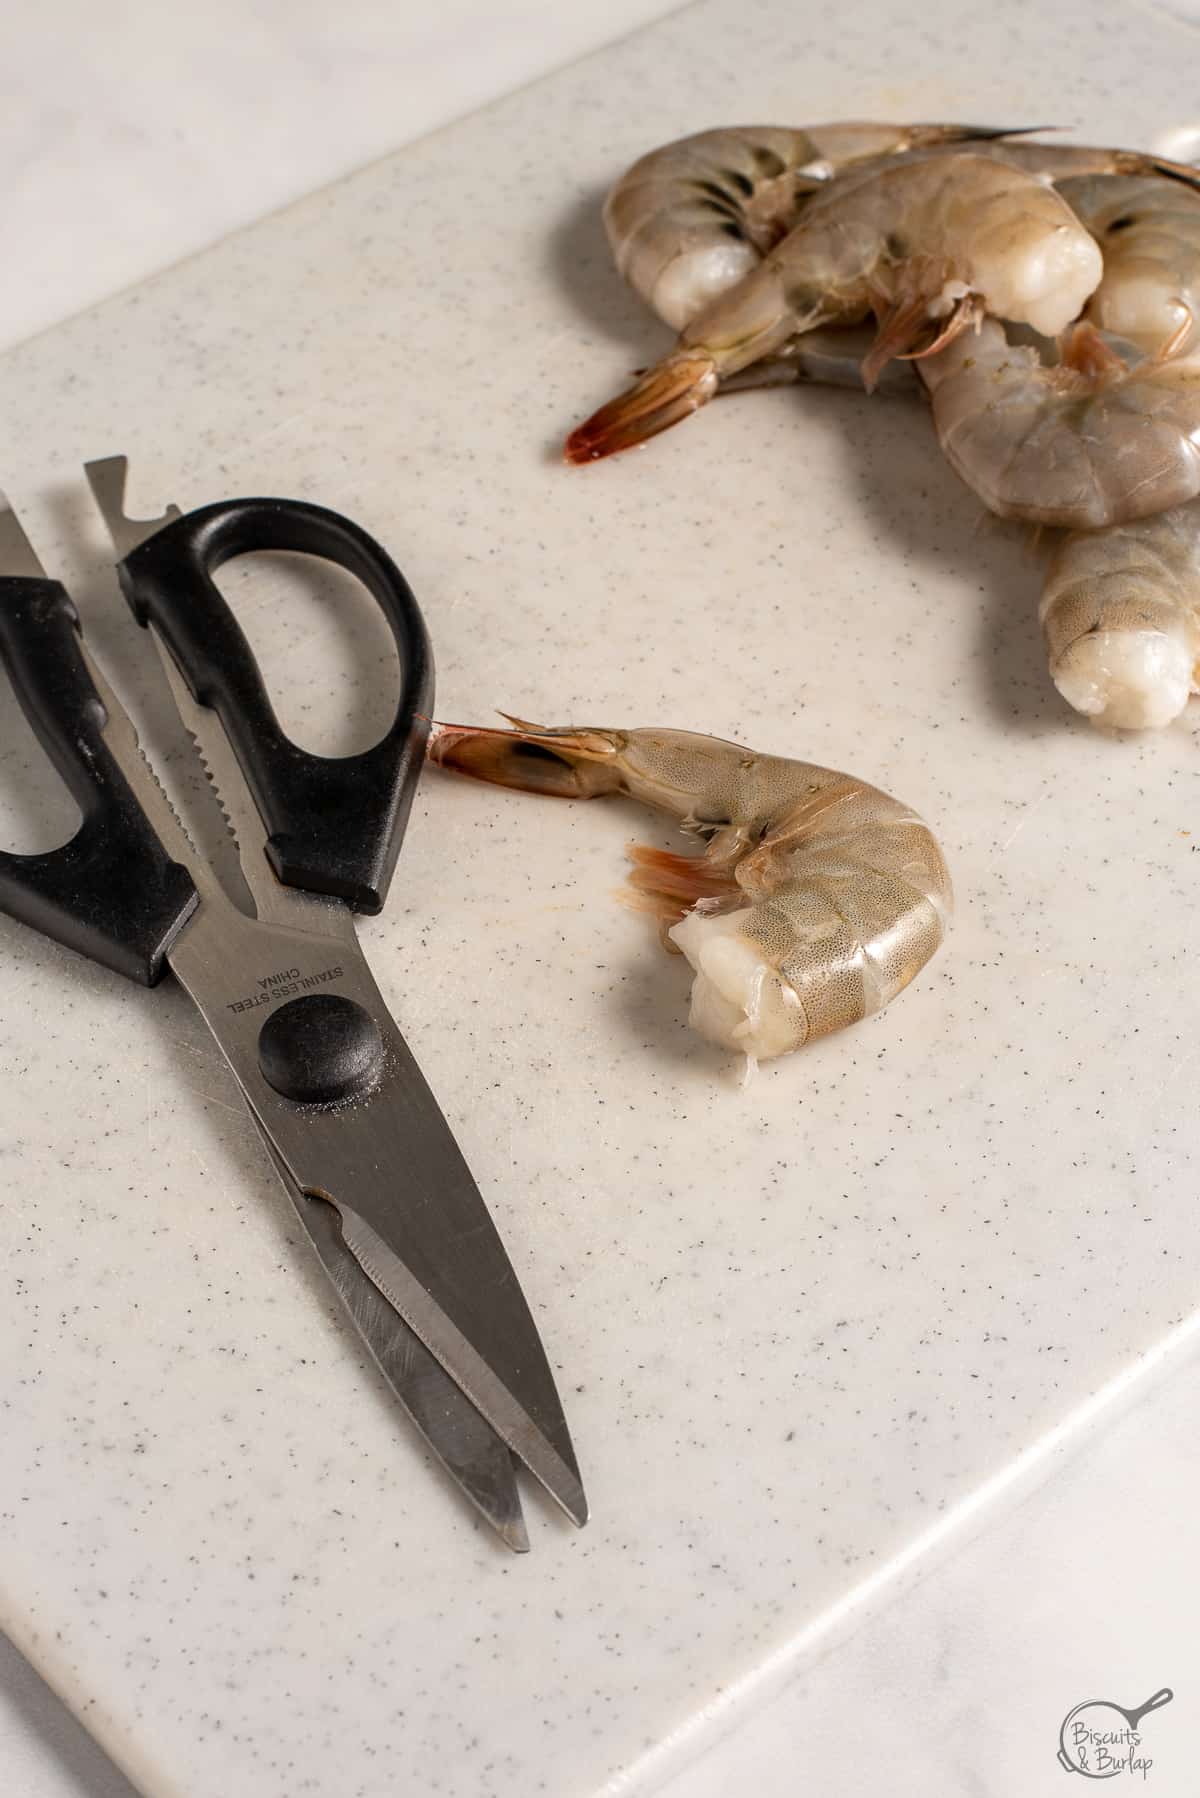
4;3;1200;1795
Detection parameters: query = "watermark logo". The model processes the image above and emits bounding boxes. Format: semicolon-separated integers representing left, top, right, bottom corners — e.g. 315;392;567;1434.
1057;1688;1173;1779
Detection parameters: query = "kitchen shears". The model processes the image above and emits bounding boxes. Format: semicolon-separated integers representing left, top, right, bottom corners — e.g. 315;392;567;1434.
0;458;586;1551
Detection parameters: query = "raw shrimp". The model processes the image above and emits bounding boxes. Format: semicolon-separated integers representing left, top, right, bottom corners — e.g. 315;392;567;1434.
610;130;1200;333
717;323;921;395
604;122;1019;331
566;155;1101;462
1057;173;1200;359
428;719;951;1066
1041;501;1200;729
920;317;1200;529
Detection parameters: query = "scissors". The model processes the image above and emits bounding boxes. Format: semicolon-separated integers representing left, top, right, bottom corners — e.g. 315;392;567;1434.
0;457;586;1552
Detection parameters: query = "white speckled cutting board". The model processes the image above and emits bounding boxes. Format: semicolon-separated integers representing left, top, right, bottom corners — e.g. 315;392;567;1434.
4;1;1200;1793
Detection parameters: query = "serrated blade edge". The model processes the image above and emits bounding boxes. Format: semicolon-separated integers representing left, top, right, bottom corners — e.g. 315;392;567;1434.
79;641;209;892
147;627;350;940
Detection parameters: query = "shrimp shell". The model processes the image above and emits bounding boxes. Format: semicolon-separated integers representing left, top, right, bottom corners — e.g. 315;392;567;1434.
606;130;1200;335
604;121;1018;331
567;155;1101;462
920;317;1200;529
428;720;951;1066
1057;173;1200;359
1041;502;1200;729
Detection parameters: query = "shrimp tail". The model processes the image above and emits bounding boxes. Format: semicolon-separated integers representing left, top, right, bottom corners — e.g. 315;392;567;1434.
564;353;720;462
428;718;624;797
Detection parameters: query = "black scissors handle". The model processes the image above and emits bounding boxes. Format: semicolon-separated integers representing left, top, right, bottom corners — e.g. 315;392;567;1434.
118;498;433;913
0;575;198;984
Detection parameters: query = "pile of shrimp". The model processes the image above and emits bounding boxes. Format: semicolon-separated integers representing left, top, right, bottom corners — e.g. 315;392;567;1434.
427;128;1200;1071
566;122;1200;733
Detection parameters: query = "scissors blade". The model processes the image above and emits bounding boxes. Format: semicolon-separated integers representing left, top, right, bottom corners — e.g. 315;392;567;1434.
250;1117;529;1552
67;634;545;1548
227;982;589;1530
137;647;587;1528
186;919;589;1523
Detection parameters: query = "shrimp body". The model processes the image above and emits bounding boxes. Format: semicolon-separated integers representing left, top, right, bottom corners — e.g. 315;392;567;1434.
429;720;951;1065
567;156;1101;461
1058;174;1200;358
607;131;1200;335
920;318;1200;528
1041;502;1200;729
604;121;1016;331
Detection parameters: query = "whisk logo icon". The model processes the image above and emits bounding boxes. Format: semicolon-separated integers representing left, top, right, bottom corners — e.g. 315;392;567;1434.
1057;1688;1173;1779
